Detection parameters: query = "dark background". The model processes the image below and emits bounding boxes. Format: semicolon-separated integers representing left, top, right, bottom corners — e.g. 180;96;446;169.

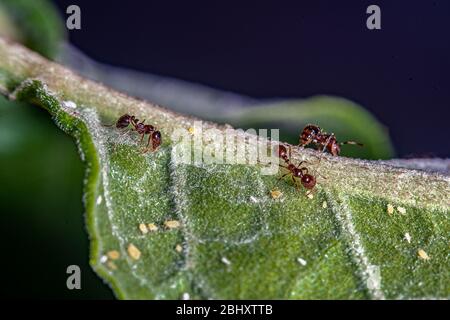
52;0;449;157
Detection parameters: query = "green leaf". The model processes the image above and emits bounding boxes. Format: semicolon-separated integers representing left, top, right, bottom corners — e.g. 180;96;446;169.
0;38;448;299
0;0;65;58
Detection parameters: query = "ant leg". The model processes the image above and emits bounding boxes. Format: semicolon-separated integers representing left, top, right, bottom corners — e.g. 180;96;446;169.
102;117;126;128
312;164;327;180
120;127;131;135
114;128;131;148
308;153;322;160
291;176;300;191
131;120;139;131
274;172;290;189
308;154;323;167
305;189;315;198
109;127;131;153
140;134;152;154
295;160;308;168
288;145;293;159
300;167;309;175
321;134;334;154
309;155;327;180
299;138;312;147
146;133;153;149
277;173;290;181
317;172;327;180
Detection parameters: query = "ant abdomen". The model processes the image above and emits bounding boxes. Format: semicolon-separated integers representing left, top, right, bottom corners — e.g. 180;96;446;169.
301;174;316;190
151;131;162;150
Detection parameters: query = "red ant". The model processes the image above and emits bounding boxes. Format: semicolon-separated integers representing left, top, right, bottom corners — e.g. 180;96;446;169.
108;114;161;151
275;145;317;191
299;124;362;156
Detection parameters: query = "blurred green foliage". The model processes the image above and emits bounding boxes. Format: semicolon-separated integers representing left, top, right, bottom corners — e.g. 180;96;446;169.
0;0;64;58
0;96;112;298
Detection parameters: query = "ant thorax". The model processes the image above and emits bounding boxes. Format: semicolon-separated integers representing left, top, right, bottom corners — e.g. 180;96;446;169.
151;131;162;149
135;123;146;133
144;125;155;134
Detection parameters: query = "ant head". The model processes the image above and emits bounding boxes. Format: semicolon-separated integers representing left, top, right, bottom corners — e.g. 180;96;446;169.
276;145;288;159
152;131;162;149
300;124;321;145
301;174;316;189
116;114;132;128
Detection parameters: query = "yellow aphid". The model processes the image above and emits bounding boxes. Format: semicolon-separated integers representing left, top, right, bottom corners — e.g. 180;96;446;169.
387;204;394;215
164;220;181;229
270;189;282;199
127;244;141;260
418;249;430;261
175;244;183;253
138;223;148;234
147;223;158;232
106;261;117;271
188;127;195;135
306;193;314;200
322;201;328;209
107;250;120;260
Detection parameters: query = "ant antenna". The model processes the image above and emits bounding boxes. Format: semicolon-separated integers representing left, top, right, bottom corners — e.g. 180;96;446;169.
340;140;363;147
308;151;328;181
102;121;115;128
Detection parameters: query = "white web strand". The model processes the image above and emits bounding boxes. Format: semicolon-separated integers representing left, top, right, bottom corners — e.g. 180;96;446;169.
326;192;385;300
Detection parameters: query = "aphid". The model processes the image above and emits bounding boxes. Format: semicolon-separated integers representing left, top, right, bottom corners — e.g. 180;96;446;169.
275;145;317;190
108;114;161;152
127;243;141;260
299;124;362;156
106;250;120;260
